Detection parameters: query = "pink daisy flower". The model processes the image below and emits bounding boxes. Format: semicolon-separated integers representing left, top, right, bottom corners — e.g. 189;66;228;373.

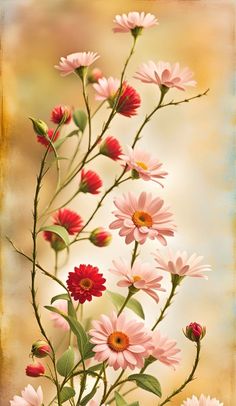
151;331;181;369
120;146;168;186
110;258;165;303
154;249;211;279
181;394;223;406
134;61;196;91
55;52;100;76
89;312;153;370
109;192;175;245
10;385;43;406
113;12;158;33
50;300;70;331
93;77;120;101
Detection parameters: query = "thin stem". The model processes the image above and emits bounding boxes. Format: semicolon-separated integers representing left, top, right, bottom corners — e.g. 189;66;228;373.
81;74;92;149
100;362;108;406
101;369;125;405
159;342;201;406
117;289;134;317
67;133;81;173
151;281;178;331
45;189;81;217
91;100;106;118
131;241;139;266
54;250;58;277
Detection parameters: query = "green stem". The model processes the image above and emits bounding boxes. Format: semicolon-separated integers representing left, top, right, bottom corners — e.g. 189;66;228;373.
117;289;134;317
81;74;92;149
91;100;106;118
131;241;139;266
54;250;58;277
159;342;201;406
101;369;125;405
151;281;178;331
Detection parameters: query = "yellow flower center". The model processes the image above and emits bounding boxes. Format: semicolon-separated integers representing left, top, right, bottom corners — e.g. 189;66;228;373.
107;331;130;352
136;161;148;170
133;275;142;282
79;278;93;290
132;211;153;228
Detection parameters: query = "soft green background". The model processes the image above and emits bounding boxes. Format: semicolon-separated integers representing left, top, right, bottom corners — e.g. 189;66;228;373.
2;0;235;405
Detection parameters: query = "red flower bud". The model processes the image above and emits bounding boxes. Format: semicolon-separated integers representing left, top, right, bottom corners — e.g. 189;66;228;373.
99;136;122;161
184;322;206;342
26;362;45;377
79;169;102;194
89;227;112;247
31;340;51;358
51;105;72;124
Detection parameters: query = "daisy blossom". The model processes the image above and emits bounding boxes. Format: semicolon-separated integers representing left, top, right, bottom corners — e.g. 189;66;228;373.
110;257;165;302
181;394;223;406
50;300;70;331
79;169;102;194
99;136;122;161
67;264;106;303
109;192;175;245
134;61;196;91
89;312;153;370
120;146;168;186
93;77;120;101
10;384;43;406
55;51;100;76
151;331;181;369
113;12;158;34
154;249;211;279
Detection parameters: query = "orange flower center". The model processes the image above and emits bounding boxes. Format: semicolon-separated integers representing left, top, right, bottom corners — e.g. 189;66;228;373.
79;278;93;290
136;161;148;170
132;211;153;228
107;331;130;352
133;275;142;282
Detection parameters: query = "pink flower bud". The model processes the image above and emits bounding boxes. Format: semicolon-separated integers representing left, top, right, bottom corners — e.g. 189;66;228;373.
87;68;103;83
51;105;72;124
26;362;45;377
31;340;51;358
184;322;206;342
89;227;112;247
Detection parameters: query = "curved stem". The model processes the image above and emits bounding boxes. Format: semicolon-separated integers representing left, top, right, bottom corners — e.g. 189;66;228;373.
81;75;92;149
54;250;58;277
117;289;134;317
151;281;178;331
159;342;201;406
101;369;125;405
131;241;139;266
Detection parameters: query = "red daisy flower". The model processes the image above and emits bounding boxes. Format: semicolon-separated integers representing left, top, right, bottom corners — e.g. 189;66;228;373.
51;105;72;124
99;136;122;161
117;83;141;117
37;128;60;148
79;169;102;194
43;209;83;250
67;264;106;303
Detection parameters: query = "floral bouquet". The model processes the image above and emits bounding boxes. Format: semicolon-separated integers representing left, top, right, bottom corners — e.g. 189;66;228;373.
9;10;223;406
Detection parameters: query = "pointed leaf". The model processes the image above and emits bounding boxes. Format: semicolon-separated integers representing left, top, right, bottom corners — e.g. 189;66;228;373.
60;386;76;403
40;225;69;246
107;291;145;319
115;392;128;406
80;386;97;406
56;347;74;377
83;341;95;360
87;362;103;373
45;306;88;356
128;403;139;406
127;374;161;397
73;110;87;132
51;293;70;304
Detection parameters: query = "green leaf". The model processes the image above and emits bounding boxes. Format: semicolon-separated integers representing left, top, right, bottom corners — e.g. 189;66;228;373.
60;386;76;403
45;306;88;356
73;109;87;132
127;374;162;397
128;403;139;406
106;291;145;319
56;347;74;377
80;386;97;406
115;392;128;406
83;341;95;360
40;225;70;246
87;362;103;373
51;293;70;304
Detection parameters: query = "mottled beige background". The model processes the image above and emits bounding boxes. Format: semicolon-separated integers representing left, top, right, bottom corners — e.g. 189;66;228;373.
1;0;235;405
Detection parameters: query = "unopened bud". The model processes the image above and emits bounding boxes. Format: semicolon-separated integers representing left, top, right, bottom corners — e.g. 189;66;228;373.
31;340;51;358
89;227;112;247
25;362;45;377
184;322;206;342
29;117;48;136
87;68;103;84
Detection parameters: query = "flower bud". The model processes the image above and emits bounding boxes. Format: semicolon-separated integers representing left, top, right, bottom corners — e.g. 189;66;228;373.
26;362;45;377
51;105;72;125
31;340;51;358
89;227;112;247
29;117;48;136
87;68;103;84
184;322;206;342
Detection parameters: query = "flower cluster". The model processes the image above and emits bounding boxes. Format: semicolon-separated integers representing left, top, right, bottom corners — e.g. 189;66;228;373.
11;9;222;406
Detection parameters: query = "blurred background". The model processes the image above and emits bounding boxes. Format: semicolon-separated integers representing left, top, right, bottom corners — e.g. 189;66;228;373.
1;0;235;405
